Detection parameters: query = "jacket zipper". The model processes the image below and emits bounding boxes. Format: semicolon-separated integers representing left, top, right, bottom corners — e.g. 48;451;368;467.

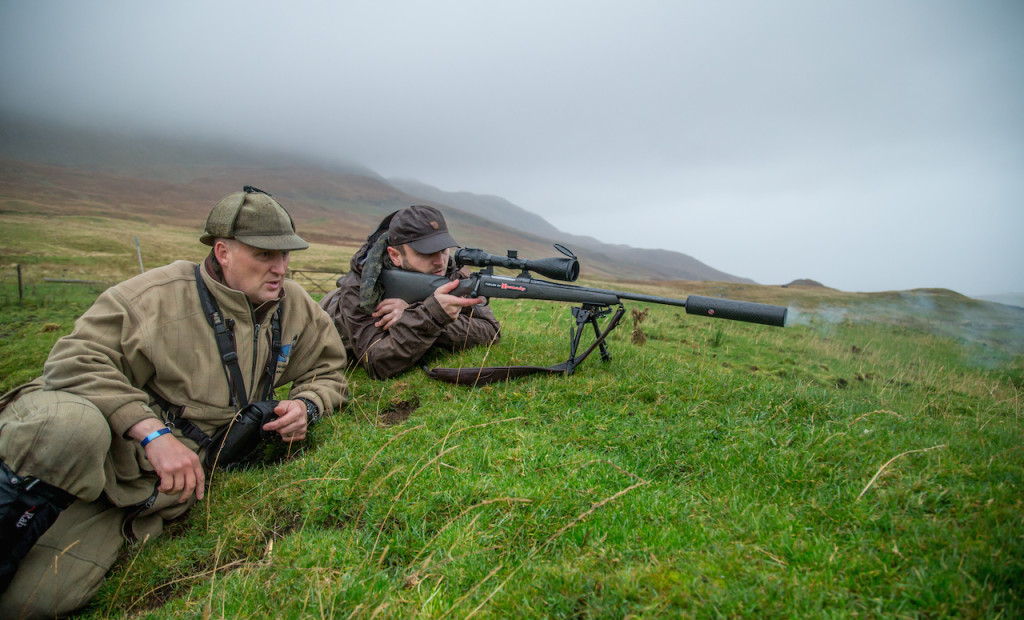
250;320;261;403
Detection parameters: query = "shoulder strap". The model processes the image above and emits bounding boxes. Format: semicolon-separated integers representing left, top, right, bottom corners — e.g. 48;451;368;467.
194;264;249;409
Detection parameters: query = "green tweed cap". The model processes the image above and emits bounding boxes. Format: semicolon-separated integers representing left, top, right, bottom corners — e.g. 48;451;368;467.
200;186;309;251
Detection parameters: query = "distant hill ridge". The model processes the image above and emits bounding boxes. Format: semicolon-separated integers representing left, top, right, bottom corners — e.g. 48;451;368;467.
388;178;563;240
0;112;753;284
975;293;1024;309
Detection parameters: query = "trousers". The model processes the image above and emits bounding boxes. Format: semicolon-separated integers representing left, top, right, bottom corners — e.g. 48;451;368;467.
0;389;191;619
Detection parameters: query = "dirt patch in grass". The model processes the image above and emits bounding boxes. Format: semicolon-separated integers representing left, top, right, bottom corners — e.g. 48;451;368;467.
380;397;420;426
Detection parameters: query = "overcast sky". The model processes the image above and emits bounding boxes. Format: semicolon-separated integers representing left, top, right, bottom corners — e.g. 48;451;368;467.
2;1;1021;296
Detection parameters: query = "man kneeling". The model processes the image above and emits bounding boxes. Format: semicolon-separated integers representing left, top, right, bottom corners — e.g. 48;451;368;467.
0;186;348;618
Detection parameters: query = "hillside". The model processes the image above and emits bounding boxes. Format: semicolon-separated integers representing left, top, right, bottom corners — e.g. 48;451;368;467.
1;265;1021;618
0;113;751;284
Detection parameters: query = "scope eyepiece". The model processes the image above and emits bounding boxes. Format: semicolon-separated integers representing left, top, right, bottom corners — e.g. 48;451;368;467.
455;246;580;282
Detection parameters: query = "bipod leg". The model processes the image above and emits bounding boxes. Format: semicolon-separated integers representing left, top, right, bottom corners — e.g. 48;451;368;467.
563;304;625;375
591;310;613;362
568;305;596;360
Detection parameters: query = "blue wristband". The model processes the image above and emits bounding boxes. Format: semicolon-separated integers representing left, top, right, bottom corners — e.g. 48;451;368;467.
141;427;172;448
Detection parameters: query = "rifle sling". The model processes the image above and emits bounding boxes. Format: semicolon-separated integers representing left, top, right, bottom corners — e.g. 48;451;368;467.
422;363;570;386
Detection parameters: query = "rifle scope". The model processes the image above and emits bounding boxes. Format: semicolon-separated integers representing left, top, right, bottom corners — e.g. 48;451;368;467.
456;245;580;282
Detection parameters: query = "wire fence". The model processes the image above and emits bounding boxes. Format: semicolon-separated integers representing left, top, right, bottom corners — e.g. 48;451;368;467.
0;264;346;301
289;269;346;296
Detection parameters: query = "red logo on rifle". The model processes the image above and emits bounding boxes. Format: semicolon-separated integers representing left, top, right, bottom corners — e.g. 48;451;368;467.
500;283;526;291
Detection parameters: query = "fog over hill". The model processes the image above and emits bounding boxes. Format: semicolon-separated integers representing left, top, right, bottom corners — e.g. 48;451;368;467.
0;112;379;181
388;178;562;240
975;294;1024;310
387;177;750;283
2;1;1021;299
0;113;753;283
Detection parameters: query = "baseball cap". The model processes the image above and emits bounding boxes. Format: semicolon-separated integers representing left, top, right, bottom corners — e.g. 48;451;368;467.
200;186;309;251
388;205;458;254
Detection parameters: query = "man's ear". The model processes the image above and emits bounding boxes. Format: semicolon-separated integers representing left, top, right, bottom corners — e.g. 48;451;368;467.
386;245;404;269
213;239;232;265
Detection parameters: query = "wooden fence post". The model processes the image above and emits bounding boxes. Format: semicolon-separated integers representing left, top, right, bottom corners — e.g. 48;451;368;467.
135;236;144;273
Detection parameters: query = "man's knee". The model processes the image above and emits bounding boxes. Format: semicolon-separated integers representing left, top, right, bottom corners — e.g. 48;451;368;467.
0;497;125;619
0;390;111;499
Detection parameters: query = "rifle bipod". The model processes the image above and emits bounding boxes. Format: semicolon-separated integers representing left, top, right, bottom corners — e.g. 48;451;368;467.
420;302;626;386
562;303;626;375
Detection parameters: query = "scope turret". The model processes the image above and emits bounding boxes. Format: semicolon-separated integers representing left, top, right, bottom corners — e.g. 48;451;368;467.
455;246;580;282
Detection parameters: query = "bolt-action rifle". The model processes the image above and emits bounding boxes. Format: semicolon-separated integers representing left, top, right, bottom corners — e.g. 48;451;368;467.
380;244;788;385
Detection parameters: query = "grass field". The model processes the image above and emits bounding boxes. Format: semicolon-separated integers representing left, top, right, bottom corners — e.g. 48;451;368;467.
1;215;1022;618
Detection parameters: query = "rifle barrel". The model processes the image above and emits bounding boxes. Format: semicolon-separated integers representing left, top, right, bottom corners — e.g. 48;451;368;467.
597;289;787;327
610;290;688;308
683;294;788;327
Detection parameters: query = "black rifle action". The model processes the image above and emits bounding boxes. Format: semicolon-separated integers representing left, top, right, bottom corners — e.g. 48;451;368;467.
381;245;788;379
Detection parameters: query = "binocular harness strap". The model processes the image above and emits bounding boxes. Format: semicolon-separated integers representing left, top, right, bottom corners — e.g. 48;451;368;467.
164;265;282;447
194;265;250;409
193;264;281;409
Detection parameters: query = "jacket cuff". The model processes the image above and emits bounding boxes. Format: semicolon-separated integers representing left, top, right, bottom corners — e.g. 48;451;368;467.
109;401;160;439
422;295;455;327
